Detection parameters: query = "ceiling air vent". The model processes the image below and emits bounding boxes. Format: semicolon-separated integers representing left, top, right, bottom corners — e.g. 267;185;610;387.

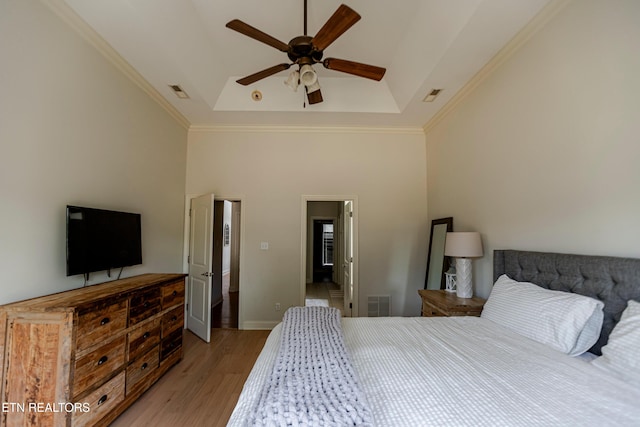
422;89;442;103
169;84;189;99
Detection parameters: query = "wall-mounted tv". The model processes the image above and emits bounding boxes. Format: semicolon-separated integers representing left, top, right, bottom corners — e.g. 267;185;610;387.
66;205;142;276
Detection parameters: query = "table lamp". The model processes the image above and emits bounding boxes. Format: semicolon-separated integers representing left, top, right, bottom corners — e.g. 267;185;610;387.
444;232;483;298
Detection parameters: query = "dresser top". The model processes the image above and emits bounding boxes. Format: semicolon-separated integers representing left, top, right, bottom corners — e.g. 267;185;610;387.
0;273;186;313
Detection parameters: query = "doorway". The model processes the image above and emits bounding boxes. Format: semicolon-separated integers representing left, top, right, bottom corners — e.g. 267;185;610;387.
211;200;241;329
185;194;242;341
302;197;358;317
312;219;335;283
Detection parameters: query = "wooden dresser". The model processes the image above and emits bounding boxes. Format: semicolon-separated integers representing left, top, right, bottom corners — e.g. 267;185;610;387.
0;273;186;427
418;289;486;317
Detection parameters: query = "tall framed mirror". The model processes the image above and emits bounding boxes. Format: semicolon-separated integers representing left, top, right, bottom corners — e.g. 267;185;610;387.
424;217;453;290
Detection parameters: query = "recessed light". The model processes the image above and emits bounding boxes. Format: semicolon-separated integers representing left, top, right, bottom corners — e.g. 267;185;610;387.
169;84;189;99
251;90;263;101
422;89;442;103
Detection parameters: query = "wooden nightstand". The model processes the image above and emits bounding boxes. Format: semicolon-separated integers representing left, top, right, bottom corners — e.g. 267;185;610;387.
418;290;486;317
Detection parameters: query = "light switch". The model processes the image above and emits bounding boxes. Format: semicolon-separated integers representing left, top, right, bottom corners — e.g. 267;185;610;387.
260;242;269;250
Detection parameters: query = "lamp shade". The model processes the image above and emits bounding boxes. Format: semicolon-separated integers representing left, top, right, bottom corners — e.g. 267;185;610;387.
444;232;483;258
284;70;300;92
299;64;317;86
306;80;321;93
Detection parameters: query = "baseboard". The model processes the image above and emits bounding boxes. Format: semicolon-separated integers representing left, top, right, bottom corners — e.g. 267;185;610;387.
240;321;279;330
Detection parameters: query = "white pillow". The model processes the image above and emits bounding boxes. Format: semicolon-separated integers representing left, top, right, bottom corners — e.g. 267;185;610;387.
481;275;604;355
592;300;640;387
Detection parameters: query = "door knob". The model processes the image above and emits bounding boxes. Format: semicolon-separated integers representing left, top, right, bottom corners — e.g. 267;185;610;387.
201;272;213;277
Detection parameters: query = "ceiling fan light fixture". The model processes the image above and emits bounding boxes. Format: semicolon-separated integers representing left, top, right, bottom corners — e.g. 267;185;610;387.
284;70;300;92
299;64;317;86
306;80;321;94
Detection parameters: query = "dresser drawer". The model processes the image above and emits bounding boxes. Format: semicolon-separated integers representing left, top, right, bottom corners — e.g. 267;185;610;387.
126;347;159;395
162;279;185;309
73;336;126;398
128;318;160;362
76;300;127;352
72;371;125;427
129;287;161;325
161;306;184;338
161;329;183;360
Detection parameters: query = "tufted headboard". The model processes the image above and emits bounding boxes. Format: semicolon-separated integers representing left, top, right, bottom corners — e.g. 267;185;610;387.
493;250;640;355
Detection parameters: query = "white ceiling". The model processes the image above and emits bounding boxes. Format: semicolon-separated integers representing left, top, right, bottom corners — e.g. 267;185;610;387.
61;0;551;128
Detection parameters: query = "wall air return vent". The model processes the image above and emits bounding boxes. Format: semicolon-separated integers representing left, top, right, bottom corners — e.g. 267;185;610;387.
368;295;391;317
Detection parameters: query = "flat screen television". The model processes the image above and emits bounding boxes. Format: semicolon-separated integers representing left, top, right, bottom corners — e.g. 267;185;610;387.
66;205;142;276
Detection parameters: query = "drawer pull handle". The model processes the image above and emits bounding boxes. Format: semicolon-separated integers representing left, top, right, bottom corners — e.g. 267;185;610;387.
143;301;149;308
171;316;178;322
141;362;148;371
97;395;108;406
100;317;110;326
172;290;178;296
97;356;108;366
143;332;150;339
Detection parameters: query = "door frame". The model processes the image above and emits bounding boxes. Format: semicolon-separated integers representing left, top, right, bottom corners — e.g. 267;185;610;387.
301;195;359;316
184;193;246;329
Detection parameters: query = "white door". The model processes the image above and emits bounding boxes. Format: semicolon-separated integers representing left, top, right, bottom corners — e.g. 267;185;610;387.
343;201;353;317
187;194;214;342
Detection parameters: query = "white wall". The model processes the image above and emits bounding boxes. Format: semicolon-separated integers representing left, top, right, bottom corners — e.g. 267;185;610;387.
186;127;427;326
426;0;640;298
0;0;187;304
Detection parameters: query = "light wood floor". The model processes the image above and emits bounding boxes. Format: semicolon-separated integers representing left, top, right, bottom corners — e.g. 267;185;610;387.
111;328;270;426
306;282;344;313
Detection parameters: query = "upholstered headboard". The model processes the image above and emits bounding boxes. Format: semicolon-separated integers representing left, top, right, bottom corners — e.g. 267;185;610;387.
493;250;640;355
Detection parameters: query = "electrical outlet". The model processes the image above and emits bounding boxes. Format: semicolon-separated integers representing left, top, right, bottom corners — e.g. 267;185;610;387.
275;303;281;311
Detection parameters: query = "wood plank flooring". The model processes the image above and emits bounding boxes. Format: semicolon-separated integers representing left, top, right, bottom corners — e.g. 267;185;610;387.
110;328;270;427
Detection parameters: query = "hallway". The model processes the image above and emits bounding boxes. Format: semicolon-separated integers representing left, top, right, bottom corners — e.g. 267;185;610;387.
211;273;238;329
305;282;344;314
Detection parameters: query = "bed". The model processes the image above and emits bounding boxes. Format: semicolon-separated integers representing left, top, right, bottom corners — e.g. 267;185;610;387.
228;250;640;426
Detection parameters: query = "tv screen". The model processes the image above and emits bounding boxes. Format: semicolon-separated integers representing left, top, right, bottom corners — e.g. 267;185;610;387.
66;205;142;276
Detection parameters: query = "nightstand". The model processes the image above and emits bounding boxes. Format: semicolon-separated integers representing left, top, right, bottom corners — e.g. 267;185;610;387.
418;289;486;317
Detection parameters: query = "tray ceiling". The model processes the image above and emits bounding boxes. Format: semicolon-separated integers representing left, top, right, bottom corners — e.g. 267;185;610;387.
58;0;552;128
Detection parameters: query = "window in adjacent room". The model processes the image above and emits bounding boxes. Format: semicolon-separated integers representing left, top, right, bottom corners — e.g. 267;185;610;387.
322;223;334;266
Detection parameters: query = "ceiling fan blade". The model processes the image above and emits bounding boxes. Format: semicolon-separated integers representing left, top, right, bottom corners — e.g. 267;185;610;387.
306;87;323;105
226;19;289;52
323;58;386;81
236;63;291;86
311;4;361;51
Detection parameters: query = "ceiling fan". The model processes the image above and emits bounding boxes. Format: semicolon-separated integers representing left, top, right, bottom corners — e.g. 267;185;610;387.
225;1;386;105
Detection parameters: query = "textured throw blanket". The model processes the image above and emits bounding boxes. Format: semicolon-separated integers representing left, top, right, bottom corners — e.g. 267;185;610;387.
249;306;373;426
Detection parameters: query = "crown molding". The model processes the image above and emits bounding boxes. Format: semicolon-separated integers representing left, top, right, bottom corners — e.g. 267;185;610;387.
189;124;425;135
423;0;572;134
41;0;191;130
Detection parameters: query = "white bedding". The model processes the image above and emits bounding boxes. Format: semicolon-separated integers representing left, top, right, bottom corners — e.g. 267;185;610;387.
228;317;640;426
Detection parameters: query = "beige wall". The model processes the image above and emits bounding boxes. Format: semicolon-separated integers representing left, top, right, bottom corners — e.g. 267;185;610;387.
186;128;428;326
0;0;187;303
426;0;640;297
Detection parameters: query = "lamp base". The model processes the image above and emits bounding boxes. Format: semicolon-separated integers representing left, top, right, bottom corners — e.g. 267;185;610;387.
455;258;473;298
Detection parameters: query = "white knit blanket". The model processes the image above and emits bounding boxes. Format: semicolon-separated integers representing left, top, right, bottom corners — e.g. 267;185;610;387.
249;306;373;426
